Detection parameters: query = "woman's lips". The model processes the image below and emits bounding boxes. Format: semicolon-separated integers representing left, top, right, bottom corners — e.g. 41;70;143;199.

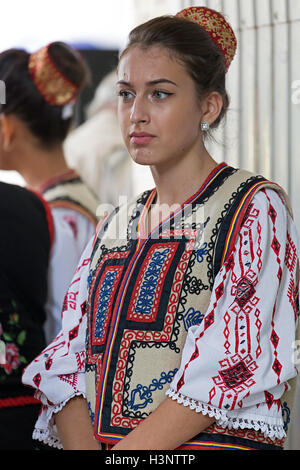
130;132;155;145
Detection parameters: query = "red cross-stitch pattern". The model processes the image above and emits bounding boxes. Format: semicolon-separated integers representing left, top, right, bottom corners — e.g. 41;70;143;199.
176;196;269;399
263;190;283;385
212;354;258;410
27;259;90;389
285;232;299;323
58;373;78;391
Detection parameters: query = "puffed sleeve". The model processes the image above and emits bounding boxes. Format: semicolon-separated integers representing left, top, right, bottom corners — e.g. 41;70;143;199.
22;237;94;449
166;189;299;440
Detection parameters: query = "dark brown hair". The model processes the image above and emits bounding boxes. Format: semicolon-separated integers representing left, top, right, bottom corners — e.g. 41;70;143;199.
120;15;230;130
0;42;89;147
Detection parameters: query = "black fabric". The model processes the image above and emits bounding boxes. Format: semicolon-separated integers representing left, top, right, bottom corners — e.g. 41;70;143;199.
0;182;50;399
0;404;41;450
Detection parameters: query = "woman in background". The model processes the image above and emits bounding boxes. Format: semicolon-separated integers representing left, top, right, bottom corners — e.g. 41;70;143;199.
0;183;51;449
0;42;99;343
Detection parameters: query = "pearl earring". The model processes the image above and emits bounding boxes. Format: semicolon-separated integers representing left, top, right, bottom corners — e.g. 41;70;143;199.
201;121;210;132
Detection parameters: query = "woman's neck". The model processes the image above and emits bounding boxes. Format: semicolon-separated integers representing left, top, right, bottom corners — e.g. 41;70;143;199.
16;145;70;191
150;149;218;208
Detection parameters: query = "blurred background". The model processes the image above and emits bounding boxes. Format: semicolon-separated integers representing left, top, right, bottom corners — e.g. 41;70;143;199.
0;0;299;450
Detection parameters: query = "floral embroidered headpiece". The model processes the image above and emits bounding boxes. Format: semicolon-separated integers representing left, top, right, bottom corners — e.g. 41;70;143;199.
28;43;79;106
176;6;237;72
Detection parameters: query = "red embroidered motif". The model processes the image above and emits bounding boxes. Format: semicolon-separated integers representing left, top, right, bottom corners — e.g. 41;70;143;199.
212;354;258;410
254;308;262;359
127;243;179;323
75;257;90;274
69;325;79;341
65;301;87;352
223;311;231;355
235;277;256;308
206;422;284;448
75;351;85;371
62;291;79;313
45;358;52;370
264;391;281;411
285;232;297;273
58;373;78;391
287;278;298;323
33;373;41;387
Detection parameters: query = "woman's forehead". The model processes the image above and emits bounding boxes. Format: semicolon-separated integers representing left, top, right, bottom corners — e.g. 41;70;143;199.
117;45;187;85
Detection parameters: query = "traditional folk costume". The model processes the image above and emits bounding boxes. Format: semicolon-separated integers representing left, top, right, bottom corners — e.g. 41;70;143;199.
23;163;299;450
22;8;299;451
0;183;51;449
37;169;99;343
27;43;100;343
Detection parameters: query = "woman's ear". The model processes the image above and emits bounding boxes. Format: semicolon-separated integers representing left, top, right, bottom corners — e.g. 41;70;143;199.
0;114;14;151
200;91;223;128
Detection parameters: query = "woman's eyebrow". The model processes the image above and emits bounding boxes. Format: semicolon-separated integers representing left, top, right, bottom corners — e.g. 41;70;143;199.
146;79;178;87
117;78;178;87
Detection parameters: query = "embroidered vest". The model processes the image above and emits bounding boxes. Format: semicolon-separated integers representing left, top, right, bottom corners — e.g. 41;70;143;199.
41;170;99;226
85;164;298;450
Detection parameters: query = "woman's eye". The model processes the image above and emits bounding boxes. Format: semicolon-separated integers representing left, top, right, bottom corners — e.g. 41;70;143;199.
153;90;172;100
118;90;134;101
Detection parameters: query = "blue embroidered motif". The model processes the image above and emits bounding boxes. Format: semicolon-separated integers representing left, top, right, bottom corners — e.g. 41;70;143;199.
87;271;93;287
87;400;95;424
183;307;204;331
135;249;170;315
281;401;291;432
196;242;208;263
128;369;178;411
95;270;118;339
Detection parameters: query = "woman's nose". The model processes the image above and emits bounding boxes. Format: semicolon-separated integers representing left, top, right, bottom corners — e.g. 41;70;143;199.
130;96;149;124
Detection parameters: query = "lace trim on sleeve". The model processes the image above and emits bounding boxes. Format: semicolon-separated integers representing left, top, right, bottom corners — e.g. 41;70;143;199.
166;388;286;441
32;392;86;449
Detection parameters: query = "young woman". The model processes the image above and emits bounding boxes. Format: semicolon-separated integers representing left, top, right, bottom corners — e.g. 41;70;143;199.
0;42;99;343
23;7;299;451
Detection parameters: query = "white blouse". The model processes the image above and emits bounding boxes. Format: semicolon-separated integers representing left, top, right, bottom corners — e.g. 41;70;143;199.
43;208;96;344
22;189;299;449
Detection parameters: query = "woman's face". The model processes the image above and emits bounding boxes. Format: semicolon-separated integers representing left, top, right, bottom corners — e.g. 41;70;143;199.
117;45;204;170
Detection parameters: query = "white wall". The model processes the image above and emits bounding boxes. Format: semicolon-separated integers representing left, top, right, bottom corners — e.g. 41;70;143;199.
179;0;300;230
0;0;136;51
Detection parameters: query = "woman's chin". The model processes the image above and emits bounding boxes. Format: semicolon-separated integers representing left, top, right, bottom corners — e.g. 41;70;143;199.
130;149;155;166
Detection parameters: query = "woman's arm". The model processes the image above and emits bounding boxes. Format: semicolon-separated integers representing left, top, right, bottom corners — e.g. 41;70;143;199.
113;397;215;450
55;396;100;450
